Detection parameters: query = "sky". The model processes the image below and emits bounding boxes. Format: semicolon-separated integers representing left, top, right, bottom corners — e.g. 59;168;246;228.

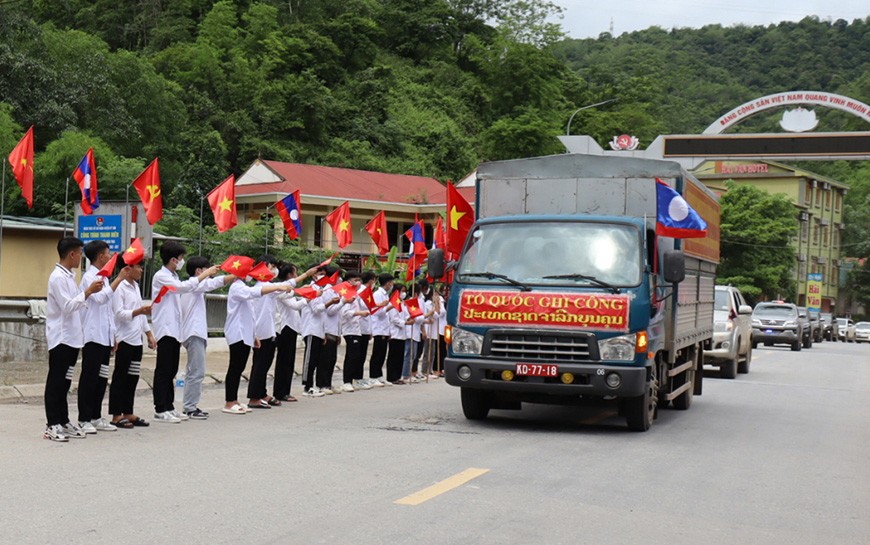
555;0;869;39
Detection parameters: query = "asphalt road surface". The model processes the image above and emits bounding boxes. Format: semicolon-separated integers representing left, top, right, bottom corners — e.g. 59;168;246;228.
1;341;867;545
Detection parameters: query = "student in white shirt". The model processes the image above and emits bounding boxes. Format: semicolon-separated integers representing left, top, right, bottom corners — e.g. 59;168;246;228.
354;271;377;389
386;284;410;384
110;259;155;428
43;237;104;442
422;287;445;379
180;256;236;420
78;240;129;433
318;267;346;394
339;271;366;392
367;273;394;386
248;255;282;409
273;263;316;402
150;241;219;424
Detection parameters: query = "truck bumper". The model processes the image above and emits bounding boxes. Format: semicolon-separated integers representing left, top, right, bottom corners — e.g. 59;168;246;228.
444;357;647;398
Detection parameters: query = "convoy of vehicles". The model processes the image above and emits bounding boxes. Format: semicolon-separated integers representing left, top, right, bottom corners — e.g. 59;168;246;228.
705;285;753;378
751;302;804;351
431;153;719;432
820;313;835;341
797;307;815;348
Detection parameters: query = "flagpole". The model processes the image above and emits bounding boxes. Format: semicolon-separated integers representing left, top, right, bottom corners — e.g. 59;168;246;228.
0;160;6;290
198;192;204;254
264;204;273;255
63;176;70;236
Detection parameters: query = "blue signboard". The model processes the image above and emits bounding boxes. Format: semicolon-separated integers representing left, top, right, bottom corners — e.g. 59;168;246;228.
77;214;123;252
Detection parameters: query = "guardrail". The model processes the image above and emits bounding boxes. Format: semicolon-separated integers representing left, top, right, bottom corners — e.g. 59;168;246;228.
0;300;39;323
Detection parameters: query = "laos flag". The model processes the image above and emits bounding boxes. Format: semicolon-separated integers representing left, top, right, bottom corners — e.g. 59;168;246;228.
655;178;707;238
73;148;99;215
275;190;301;240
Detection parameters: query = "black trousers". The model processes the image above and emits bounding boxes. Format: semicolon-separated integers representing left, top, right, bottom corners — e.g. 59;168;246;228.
437;335;447;372
226;341;251;402
369;335;389;379
109;342;142;416
273;326;299;398
153;336;181;413
248;336;276;399
386;338;405;383
45;344;78;426
79;342;111;422
358;335;371;380
318;337;338;388
302;335;324;392
342;335;363;384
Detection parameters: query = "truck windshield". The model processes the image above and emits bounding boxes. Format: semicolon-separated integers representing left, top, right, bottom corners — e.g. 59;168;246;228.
457;221;641;288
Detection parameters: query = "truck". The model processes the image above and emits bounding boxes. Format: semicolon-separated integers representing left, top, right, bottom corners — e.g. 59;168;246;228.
429;153;720;431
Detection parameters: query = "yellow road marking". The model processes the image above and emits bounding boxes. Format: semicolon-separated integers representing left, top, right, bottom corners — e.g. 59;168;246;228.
394;468;490;506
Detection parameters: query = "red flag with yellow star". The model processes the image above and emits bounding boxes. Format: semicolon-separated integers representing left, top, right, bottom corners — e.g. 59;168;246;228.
333;281;358;300
97;252;119;278
326;201;352;249
132;158;163;225
446;181;474;256
207;174;238;233
249;262;275;282
365;211;389;256
123;238;145;266
404;296;423;319
220;255;254;278
8;126;34;209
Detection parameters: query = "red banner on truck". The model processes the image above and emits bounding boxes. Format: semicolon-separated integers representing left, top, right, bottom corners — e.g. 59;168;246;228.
457;290;631;331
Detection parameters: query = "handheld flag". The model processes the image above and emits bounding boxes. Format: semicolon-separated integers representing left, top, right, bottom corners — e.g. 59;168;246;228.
207;174;238;233
434;216;446;250
132;158;163;225
294;286;319;300
249;262;275;283
275;190;302;240
446;182;473;256
8;126;34;209
73;148;99;214
404;297;423;319
325;201;352;248
389;289;402;312
318;252;339;268
333;281;358;300
153;285;177;304
405;220;428;258
123;238;145;266
359;286;380;314
365;211;389;256
655;178;707;238
220;255;254;279
315;270;340;287
97;252;119;278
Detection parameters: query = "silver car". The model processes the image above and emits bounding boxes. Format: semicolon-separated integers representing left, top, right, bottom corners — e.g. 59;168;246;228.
836;318;857;342
855;322;870;343
705;286;753;378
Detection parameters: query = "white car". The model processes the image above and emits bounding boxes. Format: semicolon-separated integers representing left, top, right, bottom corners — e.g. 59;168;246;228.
836;318;857;343
855;322;870;343
705;286;753;378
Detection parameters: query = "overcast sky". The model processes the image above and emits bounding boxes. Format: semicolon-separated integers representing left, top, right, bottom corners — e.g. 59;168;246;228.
555;0;869;39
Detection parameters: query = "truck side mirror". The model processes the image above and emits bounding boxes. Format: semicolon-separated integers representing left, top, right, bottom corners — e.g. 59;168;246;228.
428;248;445;279
662;249;685;284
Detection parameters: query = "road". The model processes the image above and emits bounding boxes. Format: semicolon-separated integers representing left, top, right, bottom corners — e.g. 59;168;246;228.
1;341;867;545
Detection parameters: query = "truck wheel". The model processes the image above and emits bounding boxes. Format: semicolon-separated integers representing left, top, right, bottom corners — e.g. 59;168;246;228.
738;347;752;374
460;388;490;420
803;336;812;349
720;357;738;379
751;340;757;349
625;366;657;431
791;341;801;351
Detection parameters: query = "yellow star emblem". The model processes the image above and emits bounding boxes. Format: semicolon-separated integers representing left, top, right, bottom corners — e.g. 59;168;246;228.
219;197;234;212
449;206;466;230
339;219;349;232
125;246;136;254
232;260;241;270
339;288;347;295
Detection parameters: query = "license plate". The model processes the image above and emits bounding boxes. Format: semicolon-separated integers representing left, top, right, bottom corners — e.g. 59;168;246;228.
765;329;775;334
516;363;559;377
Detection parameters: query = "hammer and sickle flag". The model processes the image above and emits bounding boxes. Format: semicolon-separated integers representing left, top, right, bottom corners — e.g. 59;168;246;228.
132;158;163;225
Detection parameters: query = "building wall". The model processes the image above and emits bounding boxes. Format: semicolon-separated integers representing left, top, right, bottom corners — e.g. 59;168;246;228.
0;228;73;298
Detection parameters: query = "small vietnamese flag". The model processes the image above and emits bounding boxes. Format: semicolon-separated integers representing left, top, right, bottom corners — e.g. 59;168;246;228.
207;174;238;233
318;252;339;268
8;126;34;209
389;289;402;312
97;252;119;277
359;286;380;314
315;270;340;287
404;297;423;319
220;255;255;278
294;286;319;300
249;262;275;283
333;281;358;300
132;158;163;225
153;285;177;304
123;238;145;266
325;201;352;249
365;211;389;256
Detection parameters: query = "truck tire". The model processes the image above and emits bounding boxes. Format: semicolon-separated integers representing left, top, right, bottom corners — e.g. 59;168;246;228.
720;356;738;379
625;366;657;431
803;335;812;349
791;340;801;351
460;388;490;420
738;347;751;374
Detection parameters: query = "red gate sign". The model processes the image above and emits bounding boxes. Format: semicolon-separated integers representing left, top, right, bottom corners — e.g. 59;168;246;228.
457;290;630;331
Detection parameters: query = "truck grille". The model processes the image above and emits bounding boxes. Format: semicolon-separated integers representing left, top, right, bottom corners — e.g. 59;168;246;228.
487;332;592;362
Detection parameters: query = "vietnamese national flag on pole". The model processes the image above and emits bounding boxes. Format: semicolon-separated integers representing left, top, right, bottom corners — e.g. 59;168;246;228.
275;190;302;240
365;211;389;256
153;285;177;304
315;269;340;287
132;158;163;225
404;297;423;319
207;174;238;233
73;148;99;215
446;181;473;256
249;262;276;282
123;238;145;266
333;281;358;300
96;252;119;277
220;255;254;278
654;178;707;238
293;286;319;300
359;285;380;314
326;201;352;249
389;289;402;312
8;126;34;209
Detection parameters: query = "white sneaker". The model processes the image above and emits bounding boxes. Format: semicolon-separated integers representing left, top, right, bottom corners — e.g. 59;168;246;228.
321;387;334;395
153;411;182;423
304;387;325;398
428;374;440;380
370;378;386;387
78;421;98;434
341;383;355;393
353;379;372;390
91;418;117;432
44;424;69;442
63;422;87;438
170;410;189;421
409;376;421;383
415;373;426;380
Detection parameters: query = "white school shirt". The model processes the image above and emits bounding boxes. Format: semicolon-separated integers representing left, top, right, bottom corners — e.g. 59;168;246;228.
322;285;345;337
113;280;152;346
370;287;390;336
45;264;88;350
79;265;116;346
251;281;279;341
277;294;306;334
340;297;363;336
300;283;326;339
389;306;408;340
179;276;226;343
151;266;201;342
436;295;447;336
224;281;261;347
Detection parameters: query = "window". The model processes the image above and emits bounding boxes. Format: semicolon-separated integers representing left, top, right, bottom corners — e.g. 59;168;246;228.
801;219;808;241
804;181;812;205
815;187;822;208
826;189;832;209
813;220;819;244
835;191;842;211
313;215;323;246
833;229;839;247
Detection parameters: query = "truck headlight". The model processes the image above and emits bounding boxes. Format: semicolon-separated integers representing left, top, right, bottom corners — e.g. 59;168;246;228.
598;333;637;362
451;327;483;355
